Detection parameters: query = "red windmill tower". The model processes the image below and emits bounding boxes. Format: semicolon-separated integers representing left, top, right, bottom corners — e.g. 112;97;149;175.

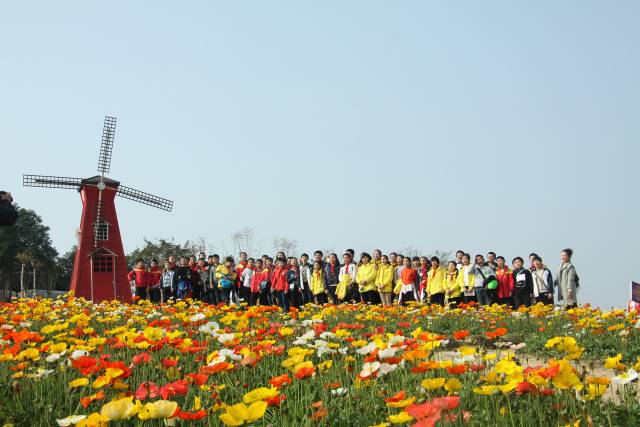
23;116;173;303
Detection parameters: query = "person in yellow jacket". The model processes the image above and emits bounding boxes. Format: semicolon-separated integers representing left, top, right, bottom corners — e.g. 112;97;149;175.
427;256;446;306
375;255;394;306
456;253;476;304
443;261;462;307
310;261;328;305
356;253;379;304
215;257;238;306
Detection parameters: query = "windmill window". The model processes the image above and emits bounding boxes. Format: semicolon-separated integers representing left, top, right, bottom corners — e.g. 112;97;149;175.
94;221;109;241
93;256;113;272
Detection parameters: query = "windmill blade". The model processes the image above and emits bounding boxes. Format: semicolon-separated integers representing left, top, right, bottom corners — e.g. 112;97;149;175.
116;184;173;212
97;116;117;173
23;174;82;189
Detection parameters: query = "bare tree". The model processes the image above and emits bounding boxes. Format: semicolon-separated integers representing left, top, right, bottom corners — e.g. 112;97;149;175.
273;237;297;256
31;258;43;298
399;246;421;259
16;252;31;299
432;249;452;265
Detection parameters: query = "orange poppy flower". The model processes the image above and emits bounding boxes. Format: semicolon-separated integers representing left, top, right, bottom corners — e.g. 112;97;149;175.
269;374;292;389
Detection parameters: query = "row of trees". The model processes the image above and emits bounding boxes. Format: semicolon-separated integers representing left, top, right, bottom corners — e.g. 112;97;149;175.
0;207;74;299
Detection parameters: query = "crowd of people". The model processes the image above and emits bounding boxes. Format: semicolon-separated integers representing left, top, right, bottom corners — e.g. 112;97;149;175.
127;248;580;310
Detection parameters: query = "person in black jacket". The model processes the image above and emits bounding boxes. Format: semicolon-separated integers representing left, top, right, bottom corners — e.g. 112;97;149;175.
323;253;341;304
512;257;533;309
174;257;193;300
0;192;17;226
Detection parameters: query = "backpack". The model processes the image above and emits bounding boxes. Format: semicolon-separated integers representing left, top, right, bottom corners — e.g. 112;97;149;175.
220;276;233;289
476;266;498;290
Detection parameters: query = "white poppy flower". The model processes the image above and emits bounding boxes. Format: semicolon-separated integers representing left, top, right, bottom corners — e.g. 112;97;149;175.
378;363;398;376
359;361;381;378
612;369;638;385
56;415;87;426
356;342;377;355
378;347;396;360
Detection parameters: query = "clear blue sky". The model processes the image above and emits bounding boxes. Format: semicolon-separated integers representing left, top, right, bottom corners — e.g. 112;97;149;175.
1;2;638;308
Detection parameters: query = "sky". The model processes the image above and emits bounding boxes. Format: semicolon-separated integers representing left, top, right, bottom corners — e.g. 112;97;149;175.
1;1;638;308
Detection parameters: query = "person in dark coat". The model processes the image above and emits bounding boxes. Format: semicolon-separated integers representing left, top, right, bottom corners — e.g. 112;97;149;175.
0;192;17;226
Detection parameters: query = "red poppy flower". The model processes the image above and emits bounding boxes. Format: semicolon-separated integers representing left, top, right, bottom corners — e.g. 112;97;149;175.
161;358;179;368
384;390;406;403
453;330;470;340
132;352;151;365
446;364;467;375
515;381;538;396
176;409;207;420
431;396;460;411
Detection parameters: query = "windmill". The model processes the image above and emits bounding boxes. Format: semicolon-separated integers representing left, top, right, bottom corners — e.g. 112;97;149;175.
23;116;173;303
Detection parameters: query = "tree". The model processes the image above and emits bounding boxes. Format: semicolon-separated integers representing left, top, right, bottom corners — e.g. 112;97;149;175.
273;237;297;257
15;252;31;298
126;238;199;268
0;207;57;298
55;246;77;291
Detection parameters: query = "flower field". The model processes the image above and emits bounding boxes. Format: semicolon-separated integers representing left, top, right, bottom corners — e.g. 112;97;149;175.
1;297;640;427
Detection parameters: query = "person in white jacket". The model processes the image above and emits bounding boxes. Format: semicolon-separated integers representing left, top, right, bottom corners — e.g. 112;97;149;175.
339;253;358;302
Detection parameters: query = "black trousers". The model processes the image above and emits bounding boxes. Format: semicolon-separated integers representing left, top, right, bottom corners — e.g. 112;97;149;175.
362;290;380;305
513;290;531;308
535;292;553;305
430;292;445;306
135;286;147;301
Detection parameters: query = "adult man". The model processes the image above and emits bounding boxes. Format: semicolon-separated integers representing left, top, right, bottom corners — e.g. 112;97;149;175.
0;191;17;226
512;257;534;308
467;254;496;306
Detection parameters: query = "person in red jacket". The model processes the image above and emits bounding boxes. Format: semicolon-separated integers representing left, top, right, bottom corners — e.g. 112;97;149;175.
128;259;149;302
271;258;289;311
250;259;269;306
148;258;162;304
495;256;514;307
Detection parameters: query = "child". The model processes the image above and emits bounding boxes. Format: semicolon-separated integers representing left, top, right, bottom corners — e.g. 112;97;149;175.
376;255;394;306
444;261;462;307
286;258;303;308
397;257;417;305
194;258;208;301
495;256;514;306
339;253;358;303
148;258;163;304
457;253;476;304
310;261;328;304
128;259;149;302
160;261;175;303
417;257;430;302
356;253;379;305
215;257;238;306
241;258;256;305
427;256;446;306
250;259;268;306
271;258;289;311
174;257;193;300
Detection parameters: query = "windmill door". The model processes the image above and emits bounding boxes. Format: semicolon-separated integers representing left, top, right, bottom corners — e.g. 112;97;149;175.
89;248;118;301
